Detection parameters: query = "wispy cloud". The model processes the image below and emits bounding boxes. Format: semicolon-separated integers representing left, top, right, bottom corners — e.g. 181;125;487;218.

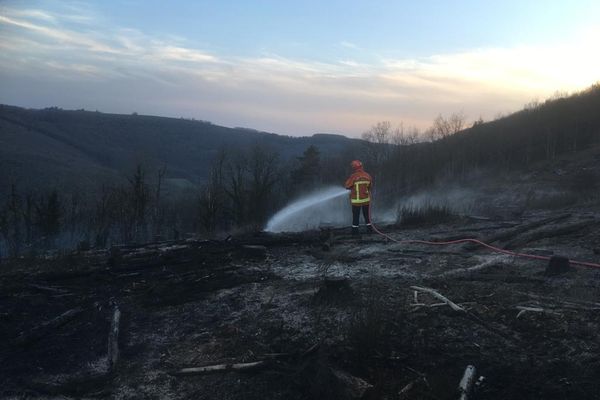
0;14;121;54
7;8;58;23
340;41;359;49
1;5;599;136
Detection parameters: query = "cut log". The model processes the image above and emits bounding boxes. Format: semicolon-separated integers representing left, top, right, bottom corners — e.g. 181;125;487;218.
399;377;424;398
172;360;266;376
517;292;600;308
458;365;477;400
435;255;510;278
516;306;561;318
15;307;84;347
108;304;121;370
28;283;70;294
331;369;373;399
410;286;465;312
504;219;595;249
463;214;571;250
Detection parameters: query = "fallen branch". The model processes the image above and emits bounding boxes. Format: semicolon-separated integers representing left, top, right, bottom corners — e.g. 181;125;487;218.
28;283;70;294
411;286;518;342
331;369;373;399
108;304;121;370
516;306;562;318
411;302;476;309
505;219;595;249
399;377;426;398
464;214;571;250
15;307;84;347
410;286;465;312
435;255;511;279
458;365;477;400
171;361;267;376
517;292;600;309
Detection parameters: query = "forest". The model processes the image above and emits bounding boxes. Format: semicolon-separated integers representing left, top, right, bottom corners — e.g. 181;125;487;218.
1;83;599;258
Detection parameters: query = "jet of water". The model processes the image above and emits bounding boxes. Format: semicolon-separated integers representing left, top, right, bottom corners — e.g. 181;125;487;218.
265;186;349;232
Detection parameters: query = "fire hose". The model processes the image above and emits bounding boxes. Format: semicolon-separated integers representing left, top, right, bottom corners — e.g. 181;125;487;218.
366;202;600;270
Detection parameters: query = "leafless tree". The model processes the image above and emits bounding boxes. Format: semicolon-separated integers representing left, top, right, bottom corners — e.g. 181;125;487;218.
361;121;394;168
391;123;421;145
247;145;280;227
199;150;227;234
1;184;23;257
224;151;248;226
152;165;168;239
427;112;467;140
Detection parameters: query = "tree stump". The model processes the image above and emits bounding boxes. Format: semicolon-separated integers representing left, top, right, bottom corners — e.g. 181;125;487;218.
545;255;572;275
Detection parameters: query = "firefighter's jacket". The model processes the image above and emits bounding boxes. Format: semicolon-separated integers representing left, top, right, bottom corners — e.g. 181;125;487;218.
344;169;372;205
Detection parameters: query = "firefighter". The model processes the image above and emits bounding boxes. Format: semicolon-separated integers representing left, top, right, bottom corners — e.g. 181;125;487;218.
344;160;373;235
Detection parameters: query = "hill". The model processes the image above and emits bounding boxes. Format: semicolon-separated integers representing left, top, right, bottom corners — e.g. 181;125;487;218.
1;84;599;252
374;84;600;201
0;105;362;195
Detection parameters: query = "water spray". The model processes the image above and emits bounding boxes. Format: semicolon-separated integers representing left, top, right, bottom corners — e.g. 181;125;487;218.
265;186;348;233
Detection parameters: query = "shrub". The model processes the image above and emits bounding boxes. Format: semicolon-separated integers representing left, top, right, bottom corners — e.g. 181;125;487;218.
397;201;454;226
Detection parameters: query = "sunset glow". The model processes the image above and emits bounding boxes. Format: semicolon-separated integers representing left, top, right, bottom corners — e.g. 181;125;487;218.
1;1;599;136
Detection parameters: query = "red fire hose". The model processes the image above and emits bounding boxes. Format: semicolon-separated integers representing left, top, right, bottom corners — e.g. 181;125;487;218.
366;202;600;270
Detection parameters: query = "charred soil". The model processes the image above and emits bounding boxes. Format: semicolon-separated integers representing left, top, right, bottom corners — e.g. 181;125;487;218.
1;210;600;399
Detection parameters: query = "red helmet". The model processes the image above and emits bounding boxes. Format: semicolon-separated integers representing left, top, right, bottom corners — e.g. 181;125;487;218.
351;160;363;170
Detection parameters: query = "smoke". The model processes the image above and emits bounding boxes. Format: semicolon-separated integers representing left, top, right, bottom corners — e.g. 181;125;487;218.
264;184;481;233
394;187;477;215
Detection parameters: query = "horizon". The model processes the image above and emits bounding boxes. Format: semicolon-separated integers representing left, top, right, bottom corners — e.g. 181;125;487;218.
1;0;600;137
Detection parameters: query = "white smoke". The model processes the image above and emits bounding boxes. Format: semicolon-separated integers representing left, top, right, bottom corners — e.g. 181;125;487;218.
265;187;350;232
265;186;405;232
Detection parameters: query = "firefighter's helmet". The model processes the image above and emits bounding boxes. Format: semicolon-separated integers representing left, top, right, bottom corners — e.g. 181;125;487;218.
351;160;363;170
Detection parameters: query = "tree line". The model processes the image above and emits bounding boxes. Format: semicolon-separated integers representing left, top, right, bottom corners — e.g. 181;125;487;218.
1;83;599;258
0;142;352;258
359;83;600;201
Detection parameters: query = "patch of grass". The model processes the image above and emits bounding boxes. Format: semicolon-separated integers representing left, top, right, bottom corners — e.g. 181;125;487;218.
567;169;599;194
397;201;454;226
525;192;579;210
345;282;392;363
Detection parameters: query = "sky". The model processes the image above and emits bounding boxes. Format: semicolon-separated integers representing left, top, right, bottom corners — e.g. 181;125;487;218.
1;0;599;137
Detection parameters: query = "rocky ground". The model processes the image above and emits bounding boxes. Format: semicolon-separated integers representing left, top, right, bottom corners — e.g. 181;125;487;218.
1;207;600;400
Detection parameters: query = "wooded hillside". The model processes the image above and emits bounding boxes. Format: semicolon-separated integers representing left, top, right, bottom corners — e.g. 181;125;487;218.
0;105;362;196
1;83;599;256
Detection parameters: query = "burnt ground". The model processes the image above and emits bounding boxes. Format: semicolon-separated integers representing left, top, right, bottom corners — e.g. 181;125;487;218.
1;209;600;400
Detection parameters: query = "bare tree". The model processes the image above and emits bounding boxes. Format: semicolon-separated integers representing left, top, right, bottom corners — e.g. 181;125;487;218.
428;112;467;140
391;123;421;145
362;121;393;144
152;165;168;239
362;121;394;167
126;165;150;242
35;190;62;249
199;150;227;234
1;184;23;257
224;151;248;227
247;145;280;227
93;185;113;247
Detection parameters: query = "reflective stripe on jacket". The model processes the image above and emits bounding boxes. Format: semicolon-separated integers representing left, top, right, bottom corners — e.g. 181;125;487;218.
344;170;372;205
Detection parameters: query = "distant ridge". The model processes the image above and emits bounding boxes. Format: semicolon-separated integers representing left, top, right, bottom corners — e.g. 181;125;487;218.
0;105;362;195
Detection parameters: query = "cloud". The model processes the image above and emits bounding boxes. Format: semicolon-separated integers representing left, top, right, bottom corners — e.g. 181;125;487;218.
1;5;599;136
6;9;58;23
340;41;359;49
0;14;121;54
